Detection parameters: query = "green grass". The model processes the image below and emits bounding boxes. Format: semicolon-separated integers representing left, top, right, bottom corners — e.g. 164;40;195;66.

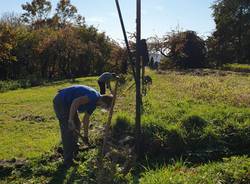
222;63;250;73
0;77;45;92
0;69;250;183
140;156;250;184
135;70;250;161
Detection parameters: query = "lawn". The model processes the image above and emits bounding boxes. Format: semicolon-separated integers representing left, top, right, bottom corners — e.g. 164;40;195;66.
222;63;250;73
0;69;250;183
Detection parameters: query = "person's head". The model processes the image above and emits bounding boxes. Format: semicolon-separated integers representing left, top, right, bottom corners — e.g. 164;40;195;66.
97;94;113;109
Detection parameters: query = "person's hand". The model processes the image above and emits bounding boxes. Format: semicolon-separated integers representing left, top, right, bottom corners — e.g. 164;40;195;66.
68;119;76;131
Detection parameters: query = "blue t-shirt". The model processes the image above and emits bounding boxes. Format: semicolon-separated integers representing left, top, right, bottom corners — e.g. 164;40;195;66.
58;85;100;115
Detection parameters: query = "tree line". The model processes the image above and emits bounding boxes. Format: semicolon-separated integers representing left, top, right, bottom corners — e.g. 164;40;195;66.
147;0;250;69
0;0;128;80
0;0;249;81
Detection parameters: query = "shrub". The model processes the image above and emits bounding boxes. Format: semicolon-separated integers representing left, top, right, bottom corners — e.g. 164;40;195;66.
165;30;206;68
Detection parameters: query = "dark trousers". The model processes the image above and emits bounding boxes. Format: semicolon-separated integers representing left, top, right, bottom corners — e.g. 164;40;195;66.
53;94;80;165
98;81;106;94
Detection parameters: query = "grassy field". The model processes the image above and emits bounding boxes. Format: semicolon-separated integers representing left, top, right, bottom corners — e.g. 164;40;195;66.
0;69;250;183
222;63;250;73
140;156;250;184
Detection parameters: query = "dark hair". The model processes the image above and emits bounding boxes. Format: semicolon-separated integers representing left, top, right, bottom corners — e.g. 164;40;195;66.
101;94;113;108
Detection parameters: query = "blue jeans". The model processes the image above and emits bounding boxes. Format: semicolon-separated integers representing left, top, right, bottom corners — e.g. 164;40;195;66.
53;93;80;165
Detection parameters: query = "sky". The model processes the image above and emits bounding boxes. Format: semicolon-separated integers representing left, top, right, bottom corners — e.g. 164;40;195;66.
0;0;216;42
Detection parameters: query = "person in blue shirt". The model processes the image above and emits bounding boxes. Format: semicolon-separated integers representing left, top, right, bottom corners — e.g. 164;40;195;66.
53;85;113;168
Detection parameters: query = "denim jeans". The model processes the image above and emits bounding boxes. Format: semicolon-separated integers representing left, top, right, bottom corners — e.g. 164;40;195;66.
53;93;80;165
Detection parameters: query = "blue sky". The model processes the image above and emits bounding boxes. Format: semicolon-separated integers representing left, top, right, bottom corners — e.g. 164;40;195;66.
0;0;216;41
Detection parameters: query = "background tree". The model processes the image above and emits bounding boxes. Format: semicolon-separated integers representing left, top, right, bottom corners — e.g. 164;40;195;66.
0;0;132;81
55;0;81;28
0;22;17;79
209;0;250;65
165;30;206;68
108;41;128;73
0;12;22;27
147;36;168;58
21;0;52;29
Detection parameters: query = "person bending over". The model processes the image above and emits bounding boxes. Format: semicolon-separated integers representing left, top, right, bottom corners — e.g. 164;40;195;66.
53;85;113;168
98;72;117;94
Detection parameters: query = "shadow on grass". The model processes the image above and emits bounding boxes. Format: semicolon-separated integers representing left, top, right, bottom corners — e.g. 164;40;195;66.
48;164;68;184
48;164;79;184
112;115;250;167
66;166;79;184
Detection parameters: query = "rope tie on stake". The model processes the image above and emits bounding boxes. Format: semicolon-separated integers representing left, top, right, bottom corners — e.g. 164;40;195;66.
102;80;119;156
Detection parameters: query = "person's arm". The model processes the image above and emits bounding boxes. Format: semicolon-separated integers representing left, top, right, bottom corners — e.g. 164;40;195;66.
68;96;89;130
106;81;111;90
109;75;119;94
